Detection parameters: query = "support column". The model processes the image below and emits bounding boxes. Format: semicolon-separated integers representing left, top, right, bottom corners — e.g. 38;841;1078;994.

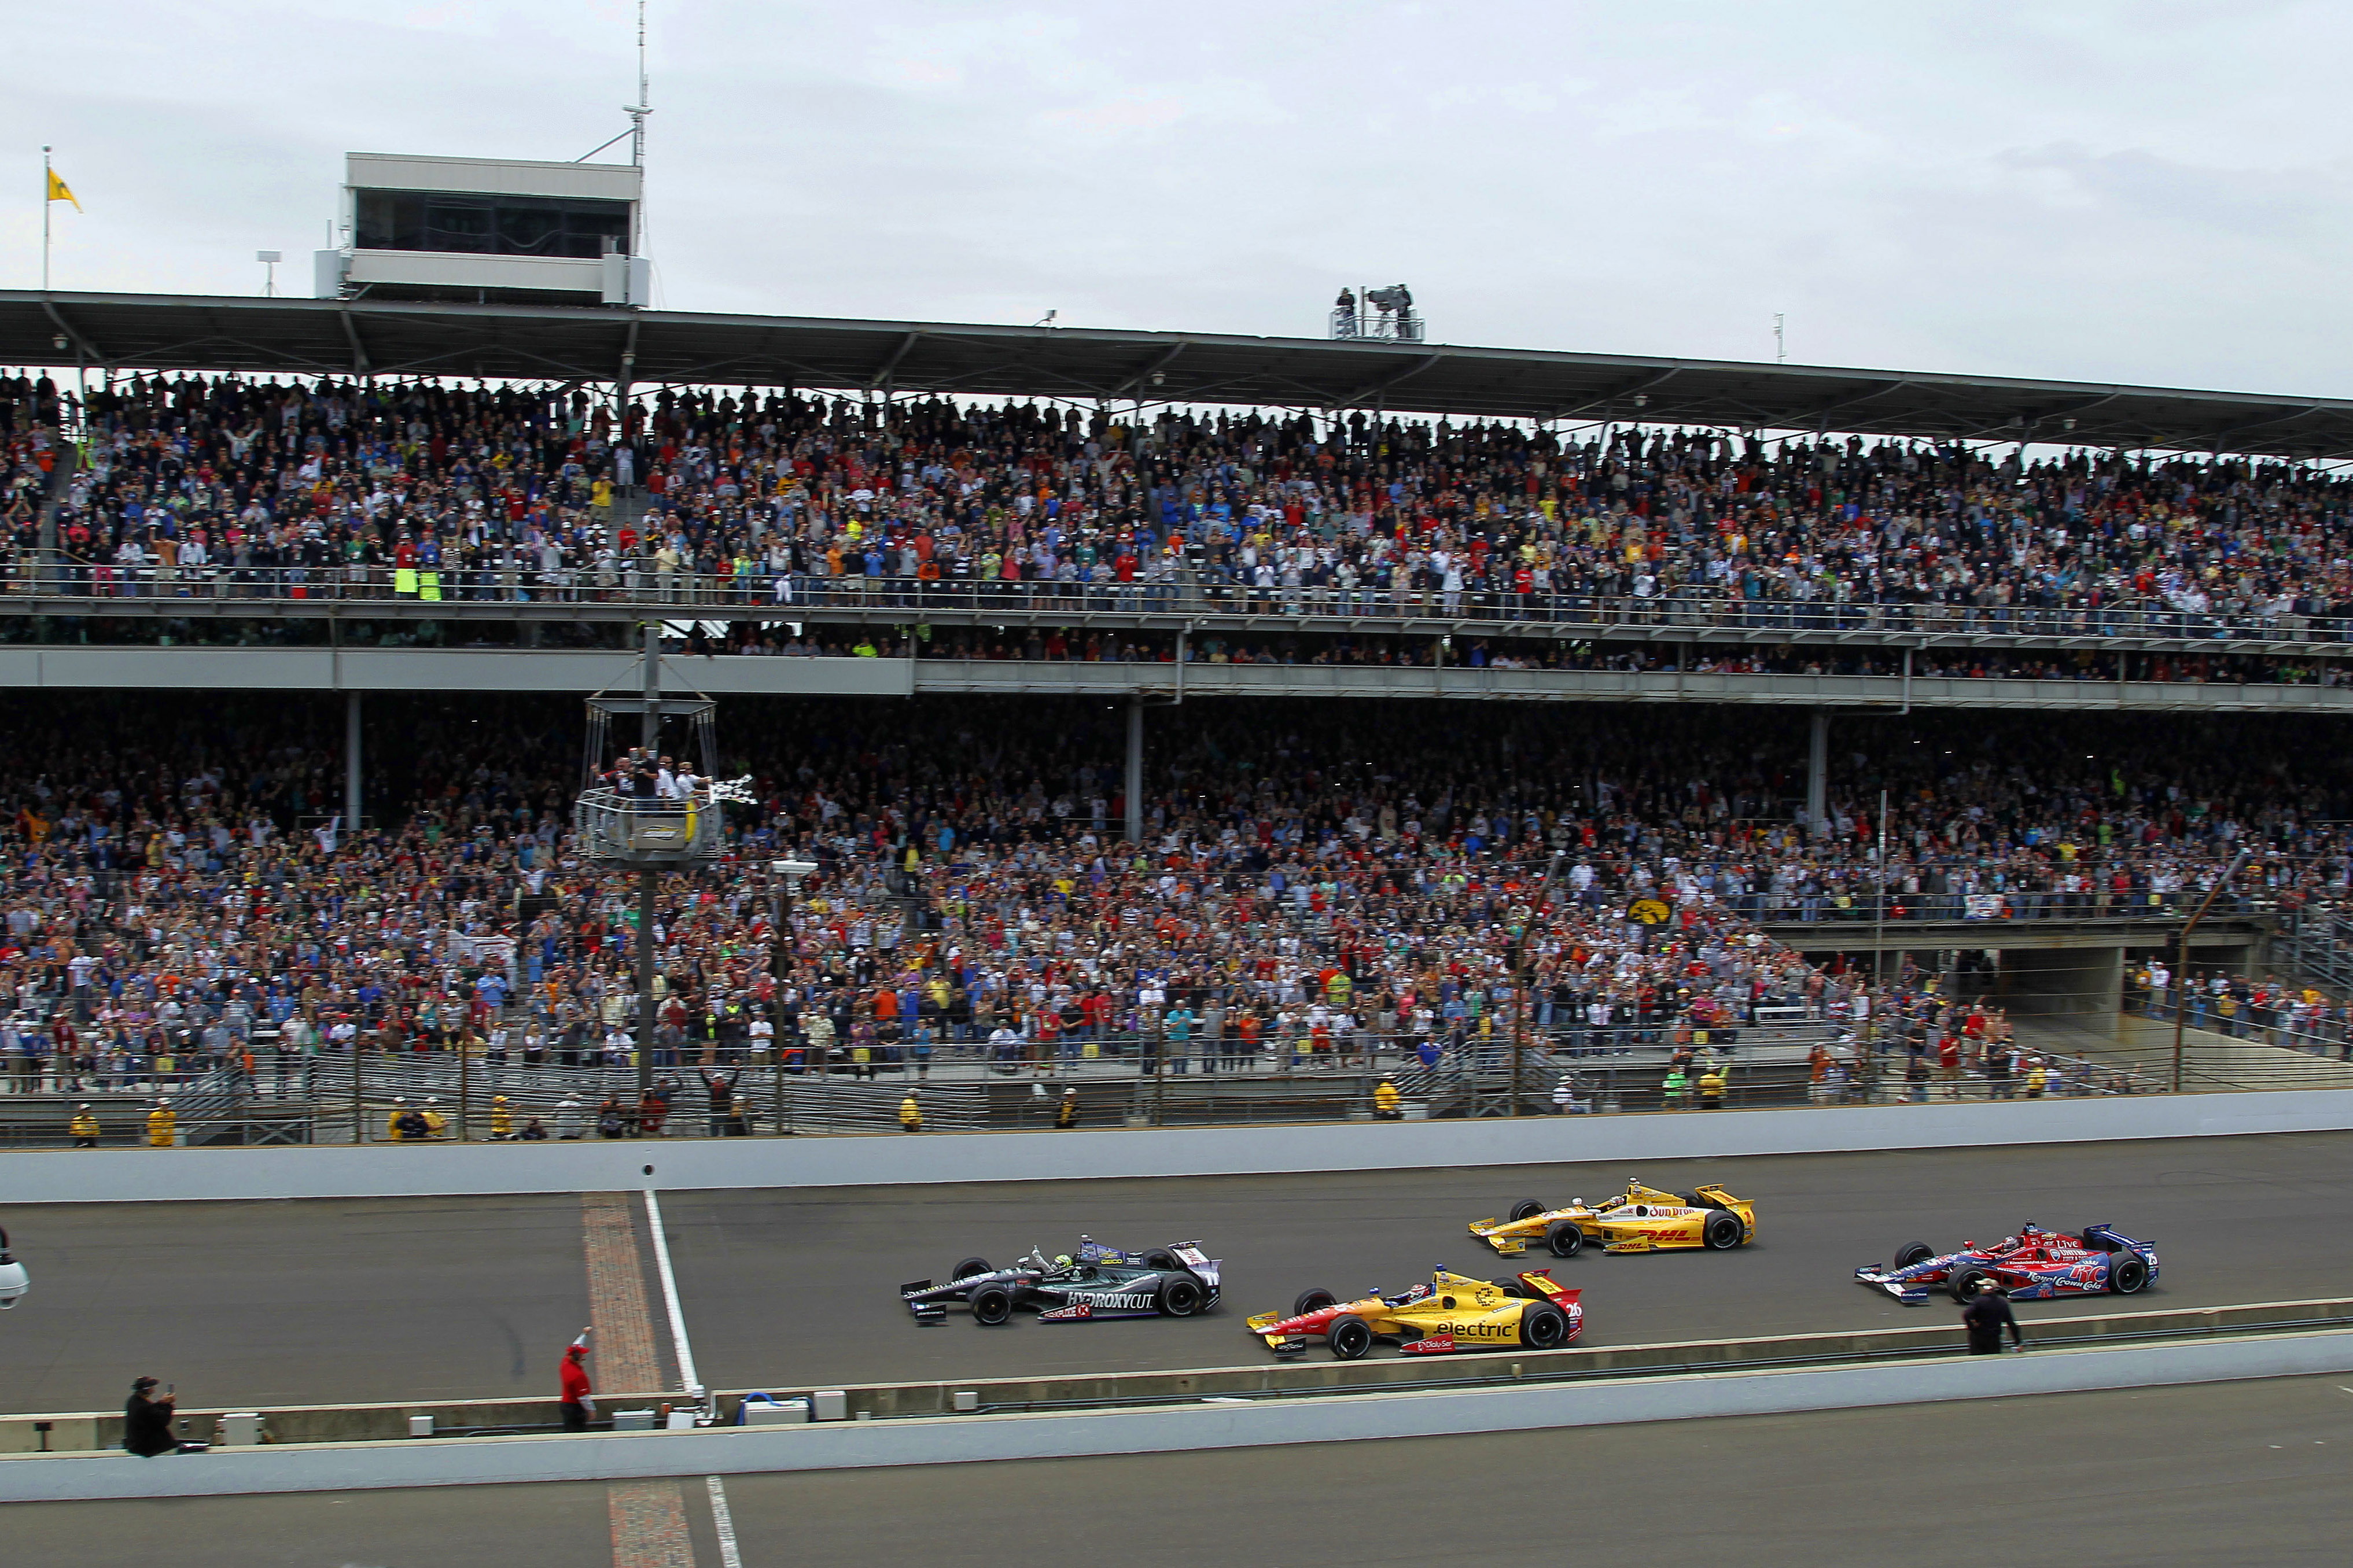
638;623;660;1102
636;869;658;1103
344;692;362;831
1125;699;1145;847
1806;709;1829;837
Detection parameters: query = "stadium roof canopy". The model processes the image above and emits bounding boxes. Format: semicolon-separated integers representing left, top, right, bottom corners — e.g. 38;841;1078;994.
8;289;2353;459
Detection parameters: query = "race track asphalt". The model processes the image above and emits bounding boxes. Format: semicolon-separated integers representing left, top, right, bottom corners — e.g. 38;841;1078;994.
0;1193;598;1414
664;1130;2353;1393
6;1375;2349;1567
4;1130;2351;1413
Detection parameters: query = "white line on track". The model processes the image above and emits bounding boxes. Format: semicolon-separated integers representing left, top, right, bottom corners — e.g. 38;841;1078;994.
706;1474;743;1568
642;1190;702;1397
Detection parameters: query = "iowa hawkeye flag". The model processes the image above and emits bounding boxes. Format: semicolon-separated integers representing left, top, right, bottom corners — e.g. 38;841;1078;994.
46;169;79;209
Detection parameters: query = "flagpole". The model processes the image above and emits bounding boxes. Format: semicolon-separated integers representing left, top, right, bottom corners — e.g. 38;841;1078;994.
42;145;51;292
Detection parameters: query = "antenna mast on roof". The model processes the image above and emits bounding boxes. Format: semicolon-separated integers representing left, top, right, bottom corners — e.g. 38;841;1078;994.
572;0;654;168
627;0;650;168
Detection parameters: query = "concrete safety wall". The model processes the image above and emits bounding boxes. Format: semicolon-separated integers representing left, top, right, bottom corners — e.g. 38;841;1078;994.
3;1087;2350;1205
6;1329;2349;1502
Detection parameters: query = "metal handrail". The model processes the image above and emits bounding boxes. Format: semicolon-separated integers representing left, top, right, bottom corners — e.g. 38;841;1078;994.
570;787;725;866
5;558;2351;651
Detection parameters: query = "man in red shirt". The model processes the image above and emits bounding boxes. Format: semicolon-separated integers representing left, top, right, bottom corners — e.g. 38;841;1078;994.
559;1329;594;1431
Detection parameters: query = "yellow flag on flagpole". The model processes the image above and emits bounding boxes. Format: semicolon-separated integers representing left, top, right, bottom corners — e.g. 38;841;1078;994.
46;170;80;211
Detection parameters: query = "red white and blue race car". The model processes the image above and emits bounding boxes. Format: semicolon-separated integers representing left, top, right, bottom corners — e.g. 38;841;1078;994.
1854;1223;2158;1305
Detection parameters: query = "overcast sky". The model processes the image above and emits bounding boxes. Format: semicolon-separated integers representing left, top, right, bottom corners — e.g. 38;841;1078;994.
9;1;2350;396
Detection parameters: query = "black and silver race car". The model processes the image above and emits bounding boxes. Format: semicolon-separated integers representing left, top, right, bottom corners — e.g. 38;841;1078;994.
900;1237;1221;1325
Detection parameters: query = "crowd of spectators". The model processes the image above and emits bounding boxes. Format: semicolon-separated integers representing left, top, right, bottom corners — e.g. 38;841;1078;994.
0;691;2347;1110
10;369;2353;648
9;360;2353;1106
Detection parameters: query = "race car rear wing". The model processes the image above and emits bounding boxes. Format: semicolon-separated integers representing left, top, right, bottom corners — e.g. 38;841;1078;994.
1517;1271;1581;1308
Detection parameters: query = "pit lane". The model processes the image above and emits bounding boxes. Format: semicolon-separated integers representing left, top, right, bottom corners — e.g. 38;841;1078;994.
3;1131;2347;1414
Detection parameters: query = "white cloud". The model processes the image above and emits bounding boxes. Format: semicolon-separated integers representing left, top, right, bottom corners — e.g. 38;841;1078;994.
6;0;2350;395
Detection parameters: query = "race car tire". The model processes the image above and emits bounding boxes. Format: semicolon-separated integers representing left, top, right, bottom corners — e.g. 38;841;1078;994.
1893;1242;1935;1269
1294;1287;1339;1317
1326;1314;1374;1360
952;1257;993;1281
1519;1301;1571;1349
1139;1248;1182;1271
2108;1255;2151;1295
1702;1211;1744;1250
1509;1200;1547;1222
969;1282;1017;1326
1157;1274;1206;1317
1949;1266;1997;1304
1545;1220;1585;1258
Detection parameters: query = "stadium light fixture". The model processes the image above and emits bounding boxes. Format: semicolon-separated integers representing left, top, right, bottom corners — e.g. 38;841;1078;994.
256;250;282;297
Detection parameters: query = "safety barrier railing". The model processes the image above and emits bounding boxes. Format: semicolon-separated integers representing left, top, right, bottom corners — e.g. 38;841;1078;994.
2278;908;2353;997
4;1015;2267;1147
2127;991;2353;1065
569;787;727;866
1754;890;2277;925
4;556;2349;650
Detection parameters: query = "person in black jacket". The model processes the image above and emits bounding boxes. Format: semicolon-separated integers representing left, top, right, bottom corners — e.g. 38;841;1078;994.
1961;1282;2024;1354
700;1067;741;1137
124;1378;178;1456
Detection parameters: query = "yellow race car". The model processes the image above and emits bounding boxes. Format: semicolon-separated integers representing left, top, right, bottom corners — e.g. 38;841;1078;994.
1246;1267;1584;1359
1468;1178;1756;1257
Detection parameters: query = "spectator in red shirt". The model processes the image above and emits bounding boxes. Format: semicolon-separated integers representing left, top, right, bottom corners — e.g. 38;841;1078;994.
559;1330;594;1431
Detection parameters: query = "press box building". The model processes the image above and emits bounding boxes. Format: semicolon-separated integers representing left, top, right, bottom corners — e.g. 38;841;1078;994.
315;152;649;307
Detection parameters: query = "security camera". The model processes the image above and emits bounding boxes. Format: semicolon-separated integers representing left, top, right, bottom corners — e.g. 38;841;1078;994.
0;1230;25;1310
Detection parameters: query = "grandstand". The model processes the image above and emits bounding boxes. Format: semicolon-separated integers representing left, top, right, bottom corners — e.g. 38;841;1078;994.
0;287;2349;1148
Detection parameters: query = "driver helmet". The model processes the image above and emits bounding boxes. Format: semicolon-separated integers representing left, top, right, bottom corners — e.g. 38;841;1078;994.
1054;1255;1073;1268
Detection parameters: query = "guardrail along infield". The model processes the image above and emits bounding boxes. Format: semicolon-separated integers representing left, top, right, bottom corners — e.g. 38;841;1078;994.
6;1323;2350;1502
10;1294;2344;1454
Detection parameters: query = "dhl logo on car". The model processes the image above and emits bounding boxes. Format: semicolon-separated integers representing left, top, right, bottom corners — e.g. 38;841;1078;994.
1464;1178;1756;1258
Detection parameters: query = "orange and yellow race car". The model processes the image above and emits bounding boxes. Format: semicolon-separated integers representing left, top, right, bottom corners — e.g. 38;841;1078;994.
1467;1178;1756;1257
1246;1267;1584;1359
